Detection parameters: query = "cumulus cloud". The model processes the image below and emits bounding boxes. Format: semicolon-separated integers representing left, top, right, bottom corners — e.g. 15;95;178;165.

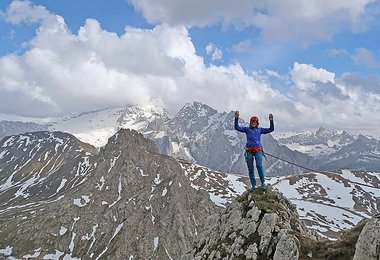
0;0;295;121
1;0;53;24
288;62;380;135
130;0;378;45
290;62;336;91
351;48;380;68
205;42;222;61
1;1;379;137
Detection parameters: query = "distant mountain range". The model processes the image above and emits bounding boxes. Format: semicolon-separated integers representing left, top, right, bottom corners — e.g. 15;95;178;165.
1;102;379;175
274;127;380;171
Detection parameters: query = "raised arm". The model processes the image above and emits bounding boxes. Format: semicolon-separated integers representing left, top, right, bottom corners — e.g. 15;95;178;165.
234;111;246;133
261;113;274;134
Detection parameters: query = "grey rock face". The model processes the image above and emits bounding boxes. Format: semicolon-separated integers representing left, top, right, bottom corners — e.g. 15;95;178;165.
244;243;258;259
186;188;314;259
353;218;380;260
0;129;217;259
0;131;97;209
273;230;299;260
258;213;278;253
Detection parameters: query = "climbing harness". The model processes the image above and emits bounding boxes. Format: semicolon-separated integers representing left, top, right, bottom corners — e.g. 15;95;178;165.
245;146;263;155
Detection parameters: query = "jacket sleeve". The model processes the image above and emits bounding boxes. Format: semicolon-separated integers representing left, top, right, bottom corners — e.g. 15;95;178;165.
234;118;246;133
261;120;274;134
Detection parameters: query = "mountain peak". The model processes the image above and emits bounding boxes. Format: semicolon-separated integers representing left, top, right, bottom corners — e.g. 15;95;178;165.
103;128;158;154
0;121;48;141
356;134;370;142
187;187;313;259
186;186;371;260
178;102;217;117
316;126;330;135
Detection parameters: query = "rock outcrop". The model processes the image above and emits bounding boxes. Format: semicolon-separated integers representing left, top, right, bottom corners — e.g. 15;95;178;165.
184;187;315;259
354;217;380;260
183;183;377;260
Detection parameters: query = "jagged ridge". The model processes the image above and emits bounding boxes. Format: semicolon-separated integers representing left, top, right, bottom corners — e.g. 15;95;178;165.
0;129;217;259
186;187;313;259
185;187;376;260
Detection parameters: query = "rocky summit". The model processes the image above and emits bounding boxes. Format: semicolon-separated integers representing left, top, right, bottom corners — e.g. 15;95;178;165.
184;188;315;260
185;187;379;260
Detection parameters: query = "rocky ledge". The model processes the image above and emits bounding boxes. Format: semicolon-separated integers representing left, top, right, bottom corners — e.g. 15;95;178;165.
184;186;378;260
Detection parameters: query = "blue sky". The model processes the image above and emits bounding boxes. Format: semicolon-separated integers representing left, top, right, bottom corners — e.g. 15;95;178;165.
0;0;151;53
0;0;380;136
1;0;379;75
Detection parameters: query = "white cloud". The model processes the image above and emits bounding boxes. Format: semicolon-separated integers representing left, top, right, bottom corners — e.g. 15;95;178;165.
288;62;380;136
351;48;380;68
205;42;222;61
130;0;378;45
232;39;253;53
1;1;379;137
1;0;59;25
0;1;293;121
290;62;335;91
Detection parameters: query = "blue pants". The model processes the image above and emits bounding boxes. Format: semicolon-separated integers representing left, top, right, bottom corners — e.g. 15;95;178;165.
245;151;265;187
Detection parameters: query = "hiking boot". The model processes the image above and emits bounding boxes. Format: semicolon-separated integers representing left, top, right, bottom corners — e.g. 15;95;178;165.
249;186;256;192
261;183;267;190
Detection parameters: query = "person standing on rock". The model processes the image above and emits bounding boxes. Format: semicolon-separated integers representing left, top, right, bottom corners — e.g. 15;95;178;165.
234;111;274;192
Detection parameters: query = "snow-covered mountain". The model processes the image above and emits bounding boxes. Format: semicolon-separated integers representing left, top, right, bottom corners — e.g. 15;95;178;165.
33;102;314;176
274;127;356;157
319;134;380;171
0;129;216;259
1;102;379;174
275;128;380;171
0;121;48;141
180;160;380;240
0;132;97;209
48;105;170;148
